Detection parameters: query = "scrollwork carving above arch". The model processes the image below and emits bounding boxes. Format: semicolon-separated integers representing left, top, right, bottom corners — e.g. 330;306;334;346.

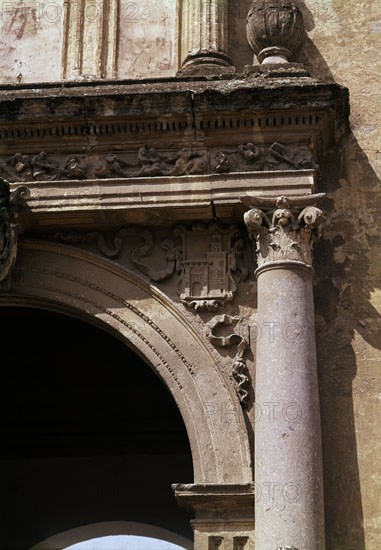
0;239;252;485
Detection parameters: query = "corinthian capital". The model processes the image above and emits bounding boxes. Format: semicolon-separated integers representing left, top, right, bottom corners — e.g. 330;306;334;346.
242;194;325;268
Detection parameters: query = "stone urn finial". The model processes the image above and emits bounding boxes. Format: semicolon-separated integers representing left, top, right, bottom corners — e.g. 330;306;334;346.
246;0;306;64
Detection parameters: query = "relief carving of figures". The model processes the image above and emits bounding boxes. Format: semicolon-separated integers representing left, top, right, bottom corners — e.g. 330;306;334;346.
136;145;165;177
242;194;325;267
238;142;261;167
49;227;138;259
31;152;60;181
166;149;208;176
263;142;318;171
63;156;88;179
0;142;318;183
206;314;251;407
214;142;318;173
174;224;248;312
0;177;30;284
4;153;33;182
214;151;235;173
3;152;60;182
94;153;133;179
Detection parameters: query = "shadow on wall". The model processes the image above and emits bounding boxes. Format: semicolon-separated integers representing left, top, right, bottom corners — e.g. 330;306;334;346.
314;131;381;550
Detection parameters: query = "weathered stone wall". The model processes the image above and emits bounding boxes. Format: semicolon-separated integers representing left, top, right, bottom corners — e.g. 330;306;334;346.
0;0;380;547
304;2;380;548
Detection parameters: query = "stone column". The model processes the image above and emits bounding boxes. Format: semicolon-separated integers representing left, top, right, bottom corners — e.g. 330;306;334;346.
243;195;326;550
179;0;234;75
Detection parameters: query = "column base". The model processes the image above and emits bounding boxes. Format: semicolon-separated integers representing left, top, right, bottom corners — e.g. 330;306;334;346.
178;51;236;76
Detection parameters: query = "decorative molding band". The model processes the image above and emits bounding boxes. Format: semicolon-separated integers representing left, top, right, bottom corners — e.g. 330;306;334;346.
1;143;317;183
173;483;255;515
7;171;316;228
0;112;324;144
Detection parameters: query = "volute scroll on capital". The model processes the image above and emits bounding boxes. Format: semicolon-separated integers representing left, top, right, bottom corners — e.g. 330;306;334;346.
242;194;325;268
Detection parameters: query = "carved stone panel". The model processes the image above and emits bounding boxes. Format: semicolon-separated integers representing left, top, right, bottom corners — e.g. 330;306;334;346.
0;177;30;285
206;314;251;407
174;224;246;312
0;143;317;183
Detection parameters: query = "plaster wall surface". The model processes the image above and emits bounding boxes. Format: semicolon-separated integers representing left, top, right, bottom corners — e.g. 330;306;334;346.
0;0;64;83
117;0;178;78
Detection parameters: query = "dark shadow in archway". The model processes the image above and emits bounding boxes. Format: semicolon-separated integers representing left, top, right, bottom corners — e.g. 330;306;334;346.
0;307;193;550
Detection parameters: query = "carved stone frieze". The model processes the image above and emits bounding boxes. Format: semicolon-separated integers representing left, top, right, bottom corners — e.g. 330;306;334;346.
206;314;250;407
242;194;325;268
0;177;30;285
49;227;179;283
214;142;318;174
0;142;317;183
174;224;247;312
47;224;248;310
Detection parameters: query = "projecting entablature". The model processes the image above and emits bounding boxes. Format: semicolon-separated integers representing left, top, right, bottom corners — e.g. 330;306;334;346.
0;74;349;229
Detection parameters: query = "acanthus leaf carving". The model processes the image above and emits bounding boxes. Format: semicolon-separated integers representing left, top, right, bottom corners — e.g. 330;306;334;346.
0;177;30;285
242;194;325;267
206;314;251;407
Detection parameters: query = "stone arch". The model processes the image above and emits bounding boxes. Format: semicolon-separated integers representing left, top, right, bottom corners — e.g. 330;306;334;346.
30;521;193;550
2;239;252;485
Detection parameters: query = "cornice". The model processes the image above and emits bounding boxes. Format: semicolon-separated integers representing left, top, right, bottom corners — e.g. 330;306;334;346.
10;170;315;229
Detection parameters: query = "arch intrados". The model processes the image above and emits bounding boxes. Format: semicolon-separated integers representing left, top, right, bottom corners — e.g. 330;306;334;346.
1;240;252;484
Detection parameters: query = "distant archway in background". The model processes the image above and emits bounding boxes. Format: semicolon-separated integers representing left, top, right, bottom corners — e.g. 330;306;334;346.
30;522;192;550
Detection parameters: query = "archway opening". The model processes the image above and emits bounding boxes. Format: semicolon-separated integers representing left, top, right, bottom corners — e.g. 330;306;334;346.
0;307;193;550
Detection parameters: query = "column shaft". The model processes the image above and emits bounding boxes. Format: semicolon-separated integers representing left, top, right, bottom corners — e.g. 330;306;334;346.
255;262;325;549
179;0;234;75
242;194;326;550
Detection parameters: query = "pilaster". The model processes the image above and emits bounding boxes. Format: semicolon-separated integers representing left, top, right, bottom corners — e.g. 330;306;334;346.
62;0;118;80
